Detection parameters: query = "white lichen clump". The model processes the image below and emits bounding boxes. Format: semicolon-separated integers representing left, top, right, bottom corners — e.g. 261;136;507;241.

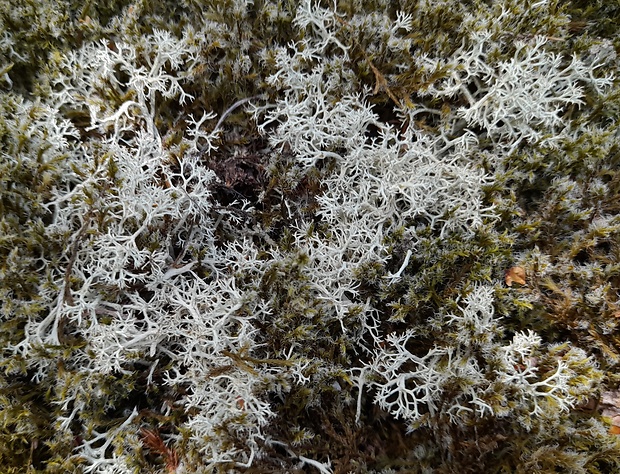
1;0;613;471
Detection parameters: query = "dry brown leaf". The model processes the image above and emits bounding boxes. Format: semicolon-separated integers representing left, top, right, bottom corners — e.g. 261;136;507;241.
597;390;620;435
505;266;526;287
600;390;620;414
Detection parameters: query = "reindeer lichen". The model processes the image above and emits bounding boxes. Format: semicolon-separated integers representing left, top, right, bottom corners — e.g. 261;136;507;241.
2;0;620;472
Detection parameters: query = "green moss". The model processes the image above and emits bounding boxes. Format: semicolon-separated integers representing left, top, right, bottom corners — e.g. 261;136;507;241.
2;0;620;472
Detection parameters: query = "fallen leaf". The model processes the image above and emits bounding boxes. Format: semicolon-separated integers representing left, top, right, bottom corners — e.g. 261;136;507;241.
505;266;526;287
600;389;620;415
598;390;620;435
